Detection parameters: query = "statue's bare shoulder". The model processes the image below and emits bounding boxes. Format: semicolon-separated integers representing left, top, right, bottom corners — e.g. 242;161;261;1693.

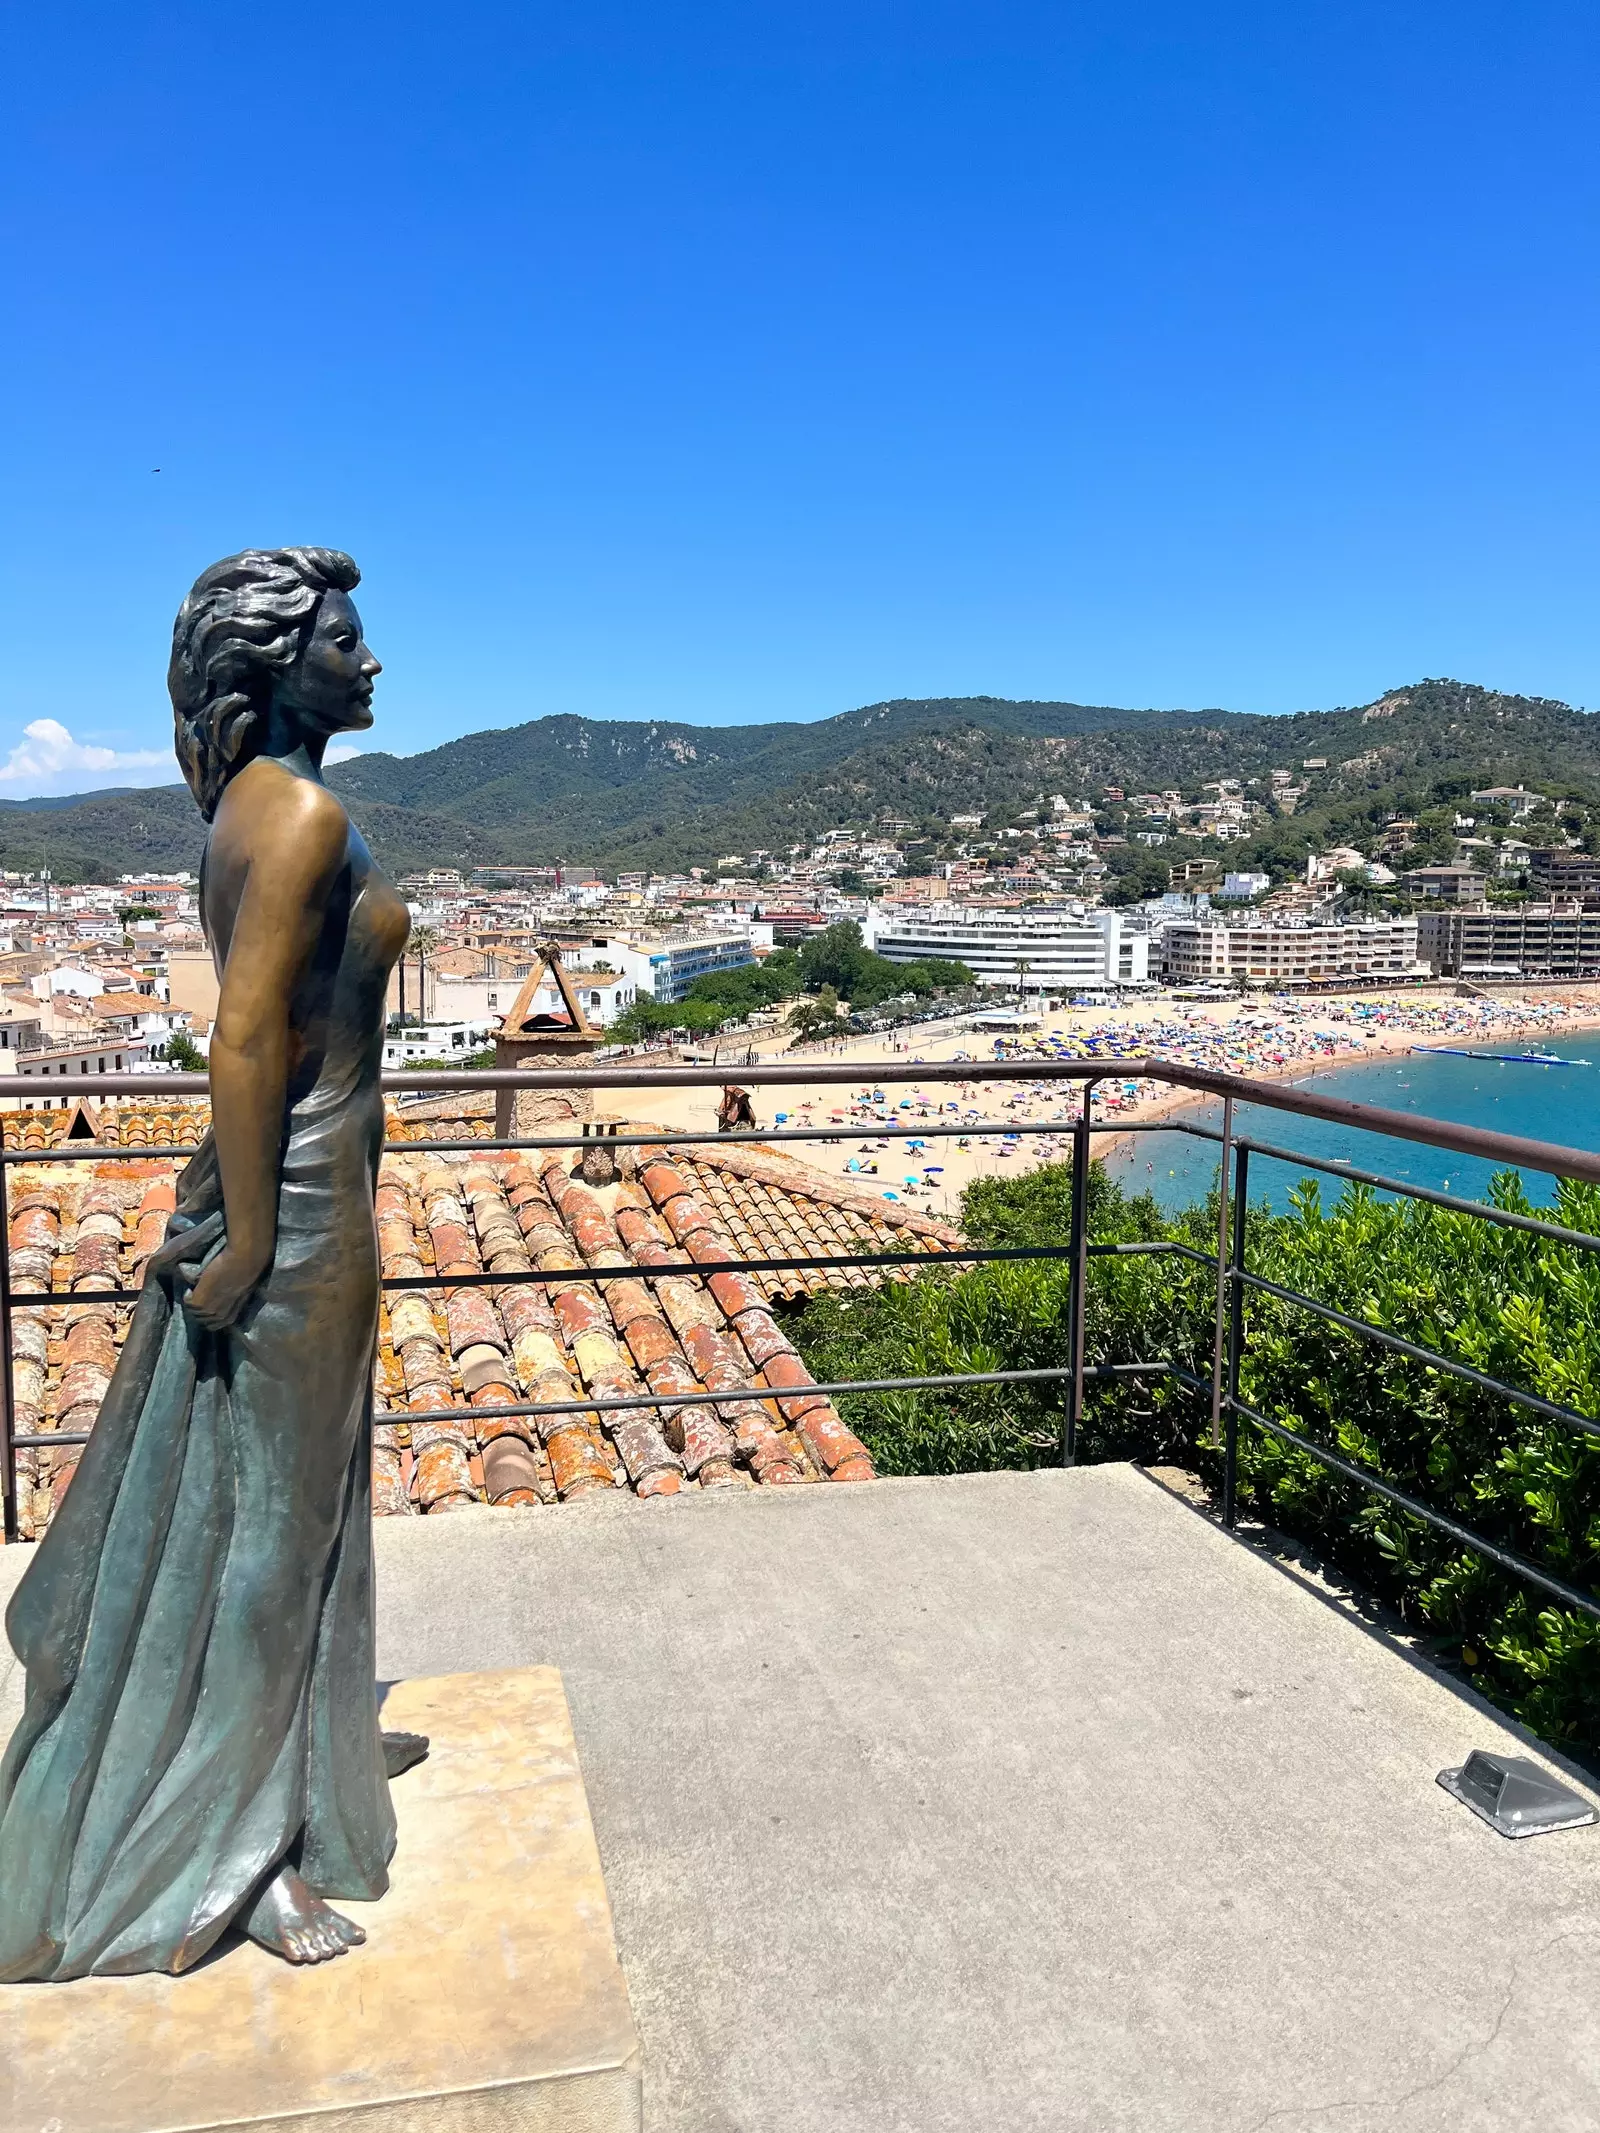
212;760;349;897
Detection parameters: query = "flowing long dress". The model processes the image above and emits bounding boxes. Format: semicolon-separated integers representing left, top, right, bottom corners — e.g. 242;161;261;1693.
0;820;409;1979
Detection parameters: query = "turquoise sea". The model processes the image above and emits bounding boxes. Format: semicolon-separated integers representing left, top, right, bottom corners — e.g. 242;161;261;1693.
1098;1032;1600;1214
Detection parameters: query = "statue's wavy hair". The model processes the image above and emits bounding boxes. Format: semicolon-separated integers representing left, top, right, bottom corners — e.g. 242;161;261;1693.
168;547;361;820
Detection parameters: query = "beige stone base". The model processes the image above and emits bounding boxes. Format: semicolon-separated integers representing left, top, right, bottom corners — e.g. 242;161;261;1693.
3;1670;640;2133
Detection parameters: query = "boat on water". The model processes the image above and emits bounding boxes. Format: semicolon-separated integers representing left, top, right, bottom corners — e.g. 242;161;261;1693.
1417;1047;1591;1067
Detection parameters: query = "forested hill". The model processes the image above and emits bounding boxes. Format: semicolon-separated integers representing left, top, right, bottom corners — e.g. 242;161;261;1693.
1;679;1593;881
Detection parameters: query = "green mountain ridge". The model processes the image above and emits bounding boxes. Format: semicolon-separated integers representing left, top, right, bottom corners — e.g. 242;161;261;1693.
0;681;1592;882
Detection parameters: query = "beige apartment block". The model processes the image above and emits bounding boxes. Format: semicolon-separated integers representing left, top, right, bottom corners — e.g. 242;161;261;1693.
1161;916;1421;986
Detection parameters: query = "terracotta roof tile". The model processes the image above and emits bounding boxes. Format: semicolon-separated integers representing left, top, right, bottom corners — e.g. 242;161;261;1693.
1;1116;962;1536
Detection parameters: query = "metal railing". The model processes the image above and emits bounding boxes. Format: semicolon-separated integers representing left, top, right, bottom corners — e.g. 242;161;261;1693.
1;1059;1599;1635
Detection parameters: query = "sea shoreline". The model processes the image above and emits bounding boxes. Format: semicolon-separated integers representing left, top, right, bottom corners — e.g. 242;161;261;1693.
1089;1010;1600;1159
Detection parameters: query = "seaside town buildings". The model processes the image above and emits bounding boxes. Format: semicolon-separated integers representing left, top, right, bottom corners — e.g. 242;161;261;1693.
4;759;1600;1097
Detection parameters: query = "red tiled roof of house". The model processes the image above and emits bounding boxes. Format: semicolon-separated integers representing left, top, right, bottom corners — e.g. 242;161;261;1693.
2;1112;965;1538
0;1101;209;1153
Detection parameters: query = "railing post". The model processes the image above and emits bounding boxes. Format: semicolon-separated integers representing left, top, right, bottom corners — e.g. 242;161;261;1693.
1223;1142;1249;1531
0;1157;16;1545
1063;1076;1096;1466
1208;1095;1235;1452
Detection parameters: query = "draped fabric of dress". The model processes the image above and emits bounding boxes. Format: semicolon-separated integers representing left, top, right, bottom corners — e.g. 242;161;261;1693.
0;836;404;1980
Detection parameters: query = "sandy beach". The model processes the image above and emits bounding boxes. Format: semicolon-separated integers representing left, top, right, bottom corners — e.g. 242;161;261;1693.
598;988;1600;1226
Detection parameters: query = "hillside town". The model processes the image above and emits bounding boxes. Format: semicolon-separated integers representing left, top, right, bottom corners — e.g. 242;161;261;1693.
7;767;1600;1101
375;774;1600;1051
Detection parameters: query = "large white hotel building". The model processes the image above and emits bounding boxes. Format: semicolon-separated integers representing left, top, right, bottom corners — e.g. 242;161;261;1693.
864;905;1151;993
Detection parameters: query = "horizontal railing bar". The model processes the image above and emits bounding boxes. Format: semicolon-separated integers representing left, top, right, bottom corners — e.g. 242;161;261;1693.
1237;1269;1600;1442
392;1357;1212;1429
2;1237;1220;1310
0;1145;210;1165
6;1289;147;1306
1087;1119;1229;1143
391;1364;1080;1425
15;1059;1600;1184
1087;1240;1218;1266
396;1357;1208;1428
379;1245;1012;1290
1224;1393;1600;1622
13;1359;1207;1455
0;1114;1110;1166
378;1064;1144;1091
384;1120;1083;1153
0;1115;1222;1164
1234;1134;1600;1253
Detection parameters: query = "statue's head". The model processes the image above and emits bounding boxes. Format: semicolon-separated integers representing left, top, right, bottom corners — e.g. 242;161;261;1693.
168;547;380;820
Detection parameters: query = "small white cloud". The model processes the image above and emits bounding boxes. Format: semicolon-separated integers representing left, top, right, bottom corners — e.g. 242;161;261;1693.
323;741;365;765
0;719;172;798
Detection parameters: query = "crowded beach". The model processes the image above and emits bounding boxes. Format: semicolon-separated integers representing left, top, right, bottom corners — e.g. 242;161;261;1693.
611;988;1600;1220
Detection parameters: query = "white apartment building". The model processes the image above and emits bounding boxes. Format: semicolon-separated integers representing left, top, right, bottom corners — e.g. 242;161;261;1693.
865;905;1151;992
3;1037;152;1107
573;930;757;1004
1161;916;1422;987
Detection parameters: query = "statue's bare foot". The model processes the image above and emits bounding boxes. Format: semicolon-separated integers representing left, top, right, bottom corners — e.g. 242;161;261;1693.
245;1868;365;1964
383;1729;430;1780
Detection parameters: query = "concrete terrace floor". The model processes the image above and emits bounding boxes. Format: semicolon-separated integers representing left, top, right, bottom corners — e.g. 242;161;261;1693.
6;1464;1600;2131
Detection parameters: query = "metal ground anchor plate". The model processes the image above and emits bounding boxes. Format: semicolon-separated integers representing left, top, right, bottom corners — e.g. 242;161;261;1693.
1438;1750;1599;1838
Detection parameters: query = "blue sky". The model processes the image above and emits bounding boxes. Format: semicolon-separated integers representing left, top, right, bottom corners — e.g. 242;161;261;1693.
1;3;1596;793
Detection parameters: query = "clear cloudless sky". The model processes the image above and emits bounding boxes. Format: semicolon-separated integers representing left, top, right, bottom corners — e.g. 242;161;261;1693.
1;2;1596;791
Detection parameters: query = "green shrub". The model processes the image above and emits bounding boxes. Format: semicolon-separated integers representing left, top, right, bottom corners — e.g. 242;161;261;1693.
793;1161;1211;1477
1230;1173;1600;1754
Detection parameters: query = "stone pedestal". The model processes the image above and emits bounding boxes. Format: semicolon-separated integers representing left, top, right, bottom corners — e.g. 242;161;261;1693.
2;1669;640;2133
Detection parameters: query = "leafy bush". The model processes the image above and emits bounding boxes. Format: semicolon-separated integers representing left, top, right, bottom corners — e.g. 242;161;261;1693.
396;1047;497;1072
1231;1173;1600;1753
793;1162;1211;1477
161;1032;206;1072
789;1159;1600;1756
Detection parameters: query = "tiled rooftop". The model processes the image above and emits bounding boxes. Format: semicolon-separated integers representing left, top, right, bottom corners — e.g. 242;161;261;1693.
0;1100;209;1153
3;1105;965;1539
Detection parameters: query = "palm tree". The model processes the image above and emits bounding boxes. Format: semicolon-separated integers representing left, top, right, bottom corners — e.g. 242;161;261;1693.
401;925;440;1027
786;986;841;1048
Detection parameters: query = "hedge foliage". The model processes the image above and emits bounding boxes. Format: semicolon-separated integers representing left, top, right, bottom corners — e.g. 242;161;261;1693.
789;1160;1600;1757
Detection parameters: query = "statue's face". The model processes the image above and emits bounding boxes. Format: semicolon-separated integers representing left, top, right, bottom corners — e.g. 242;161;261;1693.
275;589;381;738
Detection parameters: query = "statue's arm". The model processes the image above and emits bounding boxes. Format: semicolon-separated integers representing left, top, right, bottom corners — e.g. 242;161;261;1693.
183;778;349;1332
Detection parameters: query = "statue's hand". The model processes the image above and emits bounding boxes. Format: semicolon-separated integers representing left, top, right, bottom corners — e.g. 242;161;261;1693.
181;1241;269;1331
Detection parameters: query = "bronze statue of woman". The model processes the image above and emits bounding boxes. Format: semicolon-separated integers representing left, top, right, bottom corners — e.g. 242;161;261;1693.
0;548;424;1978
